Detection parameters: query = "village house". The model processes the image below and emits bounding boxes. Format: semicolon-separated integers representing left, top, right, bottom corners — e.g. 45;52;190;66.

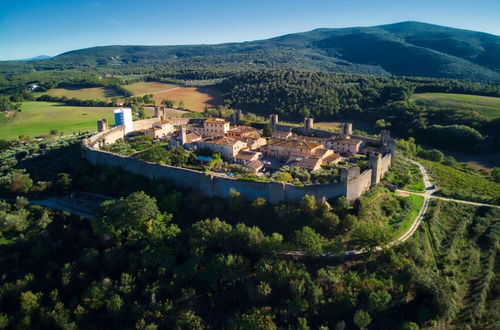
169;126;202;149
271;130;293;140
203;118;230;137
286;148;341;171
234;150;263;164
264;139;324;159
197;137;247;159
226;125;260;138
145;120;174;139
325;137;362;155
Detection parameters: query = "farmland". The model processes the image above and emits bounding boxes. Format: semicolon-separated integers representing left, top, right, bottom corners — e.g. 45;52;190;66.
412;93;500;119
0;102;115;140
124;81;223;112
41;86;120;100
124;81;177;96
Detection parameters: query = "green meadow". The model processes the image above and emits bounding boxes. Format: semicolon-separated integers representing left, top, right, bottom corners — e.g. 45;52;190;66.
0;102;115;140
412;93;500;119
41;86;120;100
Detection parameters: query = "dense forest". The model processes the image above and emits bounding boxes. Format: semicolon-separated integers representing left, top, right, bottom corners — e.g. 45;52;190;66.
0;137;498;329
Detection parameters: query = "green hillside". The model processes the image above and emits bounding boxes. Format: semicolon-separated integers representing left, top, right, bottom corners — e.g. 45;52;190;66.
412;93;500;119
1;21;499;82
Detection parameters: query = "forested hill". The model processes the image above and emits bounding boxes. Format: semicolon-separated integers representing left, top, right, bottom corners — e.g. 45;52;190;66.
3;21;500;82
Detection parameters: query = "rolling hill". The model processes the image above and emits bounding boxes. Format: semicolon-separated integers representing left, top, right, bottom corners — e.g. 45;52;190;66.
2;21;500;81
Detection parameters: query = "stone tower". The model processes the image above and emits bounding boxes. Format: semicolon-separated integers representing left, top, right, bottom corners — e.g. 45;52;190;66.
303;117;314;135
380;129;391;144
232;109;243;125
369;153;382;184
340;123;353;138
180;126;187;145
341;166;361;181
269;114;279;130
97;119;108;132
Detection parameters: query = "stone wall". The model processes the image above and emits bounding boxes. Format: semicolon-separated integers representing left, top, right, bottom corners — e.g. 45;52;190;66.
379;153;392;179
81;147;358;203
346;169;373;201
132;118;160;131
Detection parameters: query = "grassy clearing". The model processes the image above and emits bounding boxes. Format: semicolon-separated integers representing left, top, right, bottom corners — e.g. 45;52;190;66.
314;119;377;134
412;93;500;119
384;155;425;192
419;158;500;205
124;81;177;96
41;86;120;100
390;194;424;238
0;102;115;140
359;187;424;239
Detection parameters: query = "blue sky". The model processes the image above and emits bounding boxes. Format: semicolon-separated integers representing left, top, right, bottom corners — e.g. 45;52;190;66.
0;0;499;60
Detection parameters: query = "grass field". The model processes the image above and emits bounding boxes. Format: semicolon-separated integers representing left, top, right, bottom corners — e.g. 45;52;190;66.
315;119;377;134
412;93;500;119
0;102;115;140
42;86;120;100
124;81;177;96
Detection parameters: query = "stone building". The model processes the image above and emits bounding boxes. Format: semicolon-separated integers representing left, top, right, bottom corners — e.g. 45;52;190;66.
325;138;362;155
226;126;260;138
264;139;324;159
203;118;230;137
145;120;174;139
197;137;247;159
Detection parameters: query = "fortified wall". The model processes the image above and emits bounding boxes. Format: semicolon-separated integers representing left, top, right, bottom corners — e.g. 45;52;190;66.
82;118;393;203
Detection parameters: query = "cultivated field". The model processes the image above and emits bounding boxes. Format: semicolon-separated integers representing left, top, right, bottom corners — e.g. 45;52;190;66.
42;86;119;100
124;81;177;96
0;102;115;140
412;93;500;119
151;87;223;112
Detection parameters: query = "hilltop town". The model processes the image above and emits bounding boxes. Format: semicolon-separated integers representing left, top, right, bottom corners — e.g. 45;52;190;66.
83;107;395;202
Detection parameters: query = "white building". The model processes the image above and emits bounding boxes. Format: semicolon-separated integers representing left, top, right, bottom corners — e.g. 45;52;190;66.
114;108;133;134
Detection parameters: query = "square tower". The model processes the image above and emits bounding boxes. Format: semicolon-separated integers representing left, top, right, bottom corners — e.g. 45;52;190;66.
114;108;133;134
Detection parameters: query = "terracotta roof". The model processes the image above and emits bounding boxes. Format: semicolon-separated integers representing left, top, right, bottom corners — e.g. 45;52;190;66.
267;139;322;150
330;138;362;145
245;160;264;170
235;150;261;161
205;137;243;146
287;157;322;170
228;126;257;134
204;118;228;124
322;153;341;163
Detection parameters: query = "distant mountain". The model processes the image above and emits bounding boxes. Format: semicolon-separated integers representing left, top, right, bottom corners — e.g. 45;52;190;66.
14;55;52;62
3;22;500;81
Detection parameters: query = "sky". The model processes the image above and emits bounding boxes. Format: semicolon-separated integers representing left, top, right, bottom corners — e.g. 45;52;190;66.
0;0;499;60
